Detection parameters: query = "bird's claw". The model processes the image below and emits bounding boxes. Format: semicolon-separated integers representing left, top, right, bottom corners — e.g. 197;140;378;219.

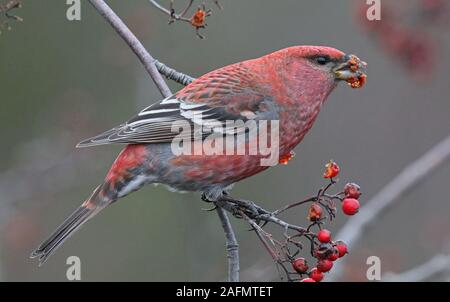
201;192;212;203
230;199;260;218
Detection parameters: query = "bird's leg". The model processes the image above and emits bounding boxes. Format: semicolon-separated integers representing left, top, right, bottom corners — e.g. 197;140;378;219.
202;192;245;216
200;192;220;212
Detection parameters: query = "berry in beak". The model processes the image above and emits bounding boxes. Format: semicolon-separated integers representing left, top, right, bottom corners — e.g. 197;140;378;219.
334;54;367;88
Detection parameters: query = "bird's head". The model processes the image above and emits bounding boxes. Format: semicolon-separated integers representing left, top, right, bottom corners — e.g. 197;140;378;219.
273;46;367;94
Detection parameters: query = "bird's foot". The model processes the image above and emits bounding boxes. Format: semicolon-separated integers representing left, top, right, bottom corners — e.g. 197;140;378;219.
232;199;260;217
224;197;271;219
202;192;270;222
201;192;212;203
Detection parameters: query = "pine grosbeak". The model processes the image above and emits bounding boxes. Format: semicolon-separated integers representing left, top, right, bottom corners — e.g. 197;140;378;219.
31;46;367;265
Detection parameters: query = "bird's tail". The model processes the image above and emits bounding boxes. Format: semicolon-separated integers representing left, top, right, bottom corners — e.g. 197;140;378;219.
30;185;110;266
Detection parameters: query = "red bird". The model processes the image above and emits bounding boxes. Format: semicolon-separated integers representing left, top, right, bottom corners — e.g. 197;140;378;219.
31;46;366;265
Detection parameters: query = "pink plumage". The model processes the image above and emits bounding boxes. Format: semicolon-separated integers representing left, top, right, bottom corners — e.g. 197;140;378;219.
31;46;367;265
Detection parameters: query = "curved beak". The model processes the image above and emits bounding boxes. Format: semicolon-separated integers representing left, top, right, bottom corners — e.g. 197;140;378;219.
334;54;367;88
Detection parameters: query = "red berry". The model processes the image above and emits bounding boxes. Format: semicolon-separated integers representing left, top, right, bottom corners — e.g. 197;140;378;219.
328;249;339;261
317;259;333;273
342;198;360;215
323;160;340;179
335;241;348;258
314;243;334;260
292;257;309;274
307;203;323;222
344;183;361;199
300;278;316;282
317;229;331;243
309;268;324;282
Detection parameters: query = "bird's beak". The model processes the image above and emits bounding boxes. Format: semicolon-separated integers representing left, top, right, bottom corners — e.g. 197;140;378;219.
334;54;367;89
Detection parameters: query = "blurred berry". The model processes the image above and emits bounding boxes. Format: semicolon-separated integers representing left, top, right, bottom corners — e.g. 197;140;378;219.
342;198;360;215
344;183;361;199
317;229;331;243
335;240;348;258
307;203;323;222
309;268;324;282
323;160;340;179
292;257;309;274
317;259;334;273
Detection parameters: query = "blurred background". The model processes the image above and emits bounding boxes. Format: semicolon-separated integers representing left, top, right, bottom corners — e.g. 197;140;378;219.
0;0;449;281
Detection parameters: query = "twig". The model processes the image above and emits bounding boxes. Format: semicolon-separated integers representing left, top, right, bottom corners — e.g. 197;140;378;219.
178;0;195;18
216;207;239;282
149;0;191;23
330;134;450;280
382;254;450;282
213;0;223;10
154;59;195;86
0;0;22;33
149;0;215;39
0;0;21;15
272;197;317;216
243;214;279;261
88;0;172;98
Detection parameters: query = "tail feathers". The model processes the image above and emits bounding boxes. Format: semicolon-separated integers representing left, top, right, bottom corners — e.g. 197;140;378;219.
31;186;107;266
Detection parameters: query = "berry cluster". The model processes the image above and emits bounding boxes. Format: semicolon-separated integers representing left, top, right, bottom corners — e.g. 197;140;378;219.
151;0;223;39
297;176;360;282
297;237;348;282
254;160;362;282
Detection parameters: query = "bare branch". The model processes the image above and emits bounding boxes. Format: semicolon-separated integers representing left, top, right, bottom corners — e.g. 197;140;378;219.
243;214;280;261
154;59;195;86
148;0;191;23
149;0;217;39
88;0;172;98
330;134;450;280
179;0;195;18
213;0;224;10
0;0;21;15
0;0;22;33
216;207;239;282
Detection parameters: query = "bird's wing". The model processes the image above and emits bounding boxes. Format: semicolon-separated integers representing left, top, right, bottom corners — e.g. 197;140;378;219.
77;69;276;147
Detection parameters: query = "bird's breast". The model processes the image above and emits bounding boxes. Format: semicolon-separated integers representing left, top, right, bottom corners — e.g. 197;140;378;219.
277;101;323;155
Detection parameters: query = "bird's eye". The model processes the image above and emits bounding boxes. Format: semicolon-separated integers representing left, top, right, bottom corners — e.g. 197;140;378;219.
315;56;331;65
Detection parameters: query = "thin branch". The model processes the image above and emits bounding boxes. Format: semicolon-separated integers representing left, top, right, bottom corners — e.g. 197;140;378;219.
216;207;239;282
154;59;195;86
0;0;22;33
272;197;317;216
88;0;172;98
243;214;280;261
330;134;450;280
382;254;450;282
0;0;21;14
178;0;195;18
149;0;191;23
